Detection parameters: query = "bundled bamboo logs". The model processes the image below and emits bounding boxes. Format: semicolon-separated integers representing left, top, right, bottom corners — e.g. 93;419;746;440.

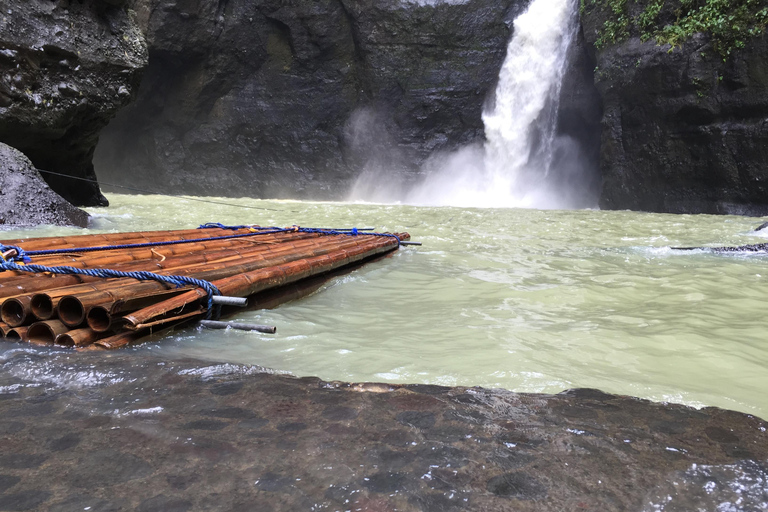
0;226;410;349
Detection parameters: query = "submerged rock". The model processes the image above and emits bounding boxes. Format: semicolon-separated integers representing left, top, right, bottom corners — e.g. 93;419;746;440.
0;0;148;206
0;349;764;510
0;143;88;227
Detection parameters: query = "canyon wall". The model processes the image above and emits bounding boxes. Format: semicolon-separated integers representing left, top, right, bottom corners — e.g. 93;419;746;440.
581;0;768;215
94;0;529;199
0;0;147;207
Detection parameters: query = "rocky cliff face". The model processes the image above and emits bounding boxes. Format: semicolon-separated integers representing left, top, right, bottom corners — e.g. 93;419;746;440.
581;2;768;215
95;0;526;199
0;143;89;227
0;0;147;206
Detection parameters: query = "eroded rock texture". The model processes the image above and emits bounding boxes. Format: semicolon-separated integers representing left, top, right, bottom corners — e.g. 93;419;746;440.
0;143;88;227
0;0;147;206
581;3;768;215
95;0;525;198
0;350;765;511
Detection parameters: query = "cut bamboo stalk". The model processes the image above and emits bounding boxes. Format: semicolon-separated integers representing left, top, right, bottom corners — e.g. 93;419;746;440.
1;296;34;327
0;321;10;337
8;230;321;270
6;326;29;342
60;288;190;329
0;232;347;299
0;226;258;251
27;320;69;345
125;233;408;329
55;328;101;347
57;291;122;327
50;236;381;326
85;306;116;333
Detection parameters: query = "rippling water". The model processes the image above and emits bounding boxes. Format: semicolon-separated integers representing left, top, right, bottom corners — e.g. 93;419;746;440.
3;194;768;419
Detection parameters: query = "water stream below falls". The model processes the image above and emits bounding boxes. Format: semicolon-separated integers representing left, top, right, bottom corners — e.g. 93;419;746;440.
3;194;767;420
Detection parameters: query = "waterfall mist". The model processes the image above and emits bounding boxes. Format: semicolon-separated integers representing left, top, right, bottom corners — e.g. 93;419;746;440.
348;0;596;209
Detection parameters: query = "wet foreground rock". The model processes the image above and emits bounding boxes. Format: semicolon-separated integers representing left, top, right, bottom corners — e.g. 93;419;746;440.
0;349;765;511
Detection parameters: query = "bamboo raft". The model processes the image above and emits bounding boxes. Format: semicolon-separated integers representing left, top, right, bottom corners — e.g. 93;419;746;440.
0;225;410;349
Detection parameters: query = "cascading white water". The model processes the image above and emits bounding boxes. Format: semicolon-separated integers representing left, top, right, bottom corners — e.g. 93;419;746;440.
349;0;580;208
481;0;577;206
407;0;577;207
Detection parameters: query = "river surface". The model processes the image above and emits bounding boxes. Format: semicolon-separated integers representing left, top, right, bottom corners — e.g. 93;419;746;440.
2;194;767;420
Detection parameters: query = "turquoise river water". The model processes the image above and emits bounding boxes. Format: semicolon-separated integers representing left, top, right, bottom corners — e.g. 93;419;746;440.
3;194;767;420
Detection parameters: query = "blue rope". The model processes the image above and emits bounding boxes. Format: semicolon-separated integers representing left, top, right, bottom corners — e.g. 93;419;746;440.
0;261;222;320
0;244;30;263
198;223;402;246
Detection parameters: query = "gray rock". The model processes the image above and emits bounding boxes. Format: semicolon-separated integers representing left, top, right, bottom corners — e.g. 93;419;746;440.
0;143;89;227
94;0;529;199
0;349;765;511
581;5;768;215
0;0;148;206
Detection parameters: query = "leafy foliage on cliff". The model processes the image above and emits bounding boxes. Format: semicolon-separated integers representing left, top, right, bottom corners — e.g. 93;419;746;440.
583;0;768;57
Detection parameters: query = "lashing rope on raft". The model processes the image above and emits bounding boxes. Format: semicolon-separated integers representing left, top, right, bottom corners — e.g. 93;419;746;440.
0;260;223;320
0;224;402;320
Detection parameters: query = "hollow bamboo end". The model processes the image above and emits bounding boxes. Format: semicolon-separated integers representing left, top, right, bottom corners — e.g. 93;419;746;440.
86;306;112;333
6;326;28;342
1;298;29;328
30;294;55;320
27;323;56;345
54;334;75;347
57;296;86;327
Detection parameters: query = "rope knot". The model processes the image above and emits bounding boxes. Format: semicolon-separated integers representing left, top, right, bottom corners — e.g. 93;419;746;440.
0;244;30;264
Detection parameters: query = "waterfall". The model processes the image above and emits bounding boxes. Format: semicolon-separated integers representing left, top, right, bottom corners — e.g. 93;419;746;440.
481;0;577;207
349;0;581;208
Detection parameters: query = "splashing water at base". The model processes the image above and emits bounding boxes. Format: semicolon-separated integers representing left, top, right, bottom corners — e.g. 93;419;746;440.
350;0;583;209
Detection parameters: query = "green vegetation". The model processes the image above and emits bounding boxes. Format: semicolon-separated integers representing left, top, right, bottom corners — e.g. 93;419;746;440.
583;0;768;58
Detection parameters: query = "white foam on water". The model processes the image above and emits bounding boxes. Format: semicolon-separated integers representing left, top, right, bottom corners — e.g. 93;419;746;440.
350;0;580;208
177;363;288;380
118;406;165;416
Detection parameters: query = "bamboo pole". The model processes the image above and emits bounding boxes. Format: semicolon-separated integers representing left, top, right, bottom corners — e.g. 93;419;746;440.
0;296;34;327
4;230;320;270
85;306;118;333
0;232;346;299
52;235;385;327
125;233;408;329
55;328;101;347
0;226;259;251
6;326;29;342
0;321;10;337
27;320;69;345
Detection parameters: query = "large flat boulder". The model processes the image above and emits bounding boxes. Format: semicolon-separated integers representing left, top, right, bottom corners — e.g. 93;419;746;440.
0;349;765;510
